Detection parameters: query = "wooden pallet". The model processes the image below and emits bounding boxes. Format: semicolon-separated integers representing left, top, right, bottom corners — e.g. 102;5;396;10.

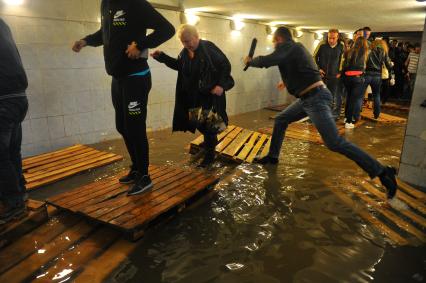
258;120;365;145
264;103;289;112
23;144;123;190
46;165;219;241
361;108;407;124
189;125;271;163
326;178;426;246
0;200;48;249
380;102;410;113
0;209;137;283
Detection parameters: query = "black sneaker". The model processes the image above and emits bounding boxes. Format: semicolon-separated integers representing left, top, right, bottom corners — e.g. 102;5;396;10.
198;151;215;168
379;166;398;199
255;155;279;165
0;203;28;225
119;170;139;184
127;175;153;196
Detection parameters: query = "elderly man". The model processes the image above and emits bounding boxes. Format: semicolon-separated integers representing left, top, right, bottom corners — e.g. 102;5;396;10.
151;25;234;167
244;27;399;201
313;29;345;119
0;19;29;224
72;0;175;195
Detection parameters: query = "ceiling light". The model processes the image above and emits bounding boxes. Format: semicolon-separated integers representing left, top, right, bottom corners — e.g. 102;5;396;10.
266;26;277;35
3;0;24;5
230;18;245;31
314;32;323;40
180;11;200;26
294;30;304;38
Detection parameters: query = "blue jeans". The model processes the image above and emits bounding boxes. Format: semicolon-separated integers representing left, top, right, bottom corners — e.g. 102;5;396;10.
364;75;382;118
324;77;341;118
0;97;28;207
268;87;384;178
344;76;365;123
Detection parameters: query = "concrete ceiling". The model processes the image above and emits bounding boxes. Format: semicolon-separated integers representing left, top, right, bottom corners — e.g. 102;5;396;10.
152;0;426;32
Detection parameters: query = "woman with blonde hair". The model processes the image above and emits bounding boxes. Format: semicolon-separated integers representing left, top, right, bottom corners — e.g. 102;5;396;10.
342;36;369;128
364;39;393;119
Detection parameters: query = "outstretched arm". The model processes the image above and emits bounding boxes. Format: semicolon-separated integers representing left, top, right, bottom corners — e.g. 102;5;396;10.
246;48;286;68
151;51;179;71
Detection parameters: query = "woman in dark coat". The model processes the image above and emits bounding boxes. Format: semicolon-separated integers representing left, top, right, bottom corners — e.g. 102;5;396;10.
151;24;234;167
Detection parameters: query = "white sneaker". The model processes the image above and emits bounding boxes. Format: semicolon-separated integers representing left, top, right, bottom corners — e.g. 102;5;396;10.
343;118;347;123
345;123;355;129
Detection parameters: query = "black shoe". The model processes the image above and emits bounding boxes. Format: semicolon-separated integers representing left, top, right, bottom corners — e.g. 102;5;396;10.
127;175;153;196
255;155;278;165
379;166;398;199
198;151;215;168
0;203;27;225
119;170;139;184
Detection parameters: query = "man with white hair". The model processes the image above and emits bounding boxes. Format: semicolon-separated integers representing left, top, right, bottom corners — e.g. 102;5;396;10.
152;24;234;167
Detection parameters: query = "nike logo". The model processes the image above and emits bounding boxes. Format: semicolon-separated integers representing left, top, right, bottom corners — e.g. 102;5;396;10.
128;102;140;109
114;10;125;19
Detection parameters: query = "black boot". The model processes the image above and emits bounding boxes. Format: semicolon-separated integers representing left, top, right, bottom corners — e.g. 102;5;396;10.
198;134;217;168
127;174;153;196
378;166;398;199
0;202;27;225
119;170;139;184
198;150;216;168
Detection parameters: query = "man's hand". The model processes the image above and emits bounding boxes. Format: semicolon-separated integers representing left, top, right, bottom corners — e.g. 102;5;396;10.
211;85;224;96
319;69;326;78
277;81;286;91
244;56;252;66
126;41;141;60
150;50;163;59
72;40;87;52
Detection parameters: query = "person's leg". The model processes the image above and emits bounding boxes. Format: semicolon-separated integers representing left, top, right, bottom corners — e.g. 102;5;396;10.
351;76;365;122
344;77;355;123
303;88;397;199
370;76;382;118
198;133;218;167
260;99;307;163
325;77;340;118
121;75;152;195
381;79;390;104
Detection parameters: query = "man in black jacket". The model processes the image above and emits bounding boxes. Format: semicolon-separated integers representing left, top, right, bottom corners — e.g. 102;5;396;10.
0;19;29;224
313;29;345;119
244;27;399;201
152;24;234;167
72;0;175;195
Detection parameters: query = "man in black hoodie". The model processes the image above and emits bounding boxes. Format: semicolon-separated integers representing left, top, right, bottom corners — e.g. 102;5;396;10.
0;19;29;224
72;0;175;195
244;27;399;201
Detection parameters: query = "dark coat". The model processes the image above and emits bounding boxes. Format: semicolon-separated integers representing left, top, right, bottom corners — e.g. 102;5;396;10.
155;40;234;133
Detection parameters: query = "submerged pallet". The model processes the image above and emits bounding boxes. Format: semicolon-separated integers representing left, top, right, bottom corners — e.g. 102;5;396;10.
0;200;48;249
23;144;123;190
189;125;271;163
326;178;426;246
361;108;407;124
258;120;365;145
47;165;219;241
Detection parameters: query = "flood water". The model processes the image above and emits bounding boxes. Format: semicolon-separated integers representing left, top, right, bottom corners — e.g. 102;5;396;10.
29;109;425;283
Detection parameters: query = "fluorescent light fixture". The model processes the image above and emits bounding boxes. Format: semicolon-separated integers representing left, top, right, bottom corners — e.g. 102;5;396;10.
294;29;304;38
314;32;323;40
3;0;24;5
179;11;200;25
231;30;242;37
230;18;245;31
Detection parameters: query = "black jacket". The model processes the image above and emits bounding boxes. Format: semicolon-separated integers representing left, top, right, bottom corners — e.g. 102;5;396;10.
249;40;321;97
155;40;234;133
313;41;344;79
366;47;393;76
342;47;368;73
83;0;175;77
0;19;28;99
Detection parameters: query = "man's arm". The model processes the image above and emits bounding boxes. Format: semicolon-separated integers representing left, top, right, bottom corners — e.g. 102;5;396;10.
249;48;287;68
152;51;179;71
134;0;175;50
83;28;103;47
208;43;233;91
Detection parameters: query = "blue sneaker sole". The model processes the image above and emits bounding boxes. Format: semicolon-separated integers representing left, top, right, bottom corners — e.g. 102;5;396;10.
127;183;153;196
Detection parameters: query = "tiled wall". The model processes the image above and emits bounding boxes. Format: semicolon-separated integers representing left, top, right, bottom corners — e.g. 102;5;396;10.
1;0;316;157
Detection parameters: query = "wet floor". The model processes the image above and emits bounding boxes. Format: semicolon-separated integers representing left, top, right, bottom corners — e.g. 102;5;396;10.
28;109;425;283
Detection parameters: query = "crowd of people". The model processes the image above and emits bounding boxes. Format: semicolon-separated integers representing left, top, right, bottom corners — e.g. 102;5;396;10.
1;0;419;224
314;26;421;128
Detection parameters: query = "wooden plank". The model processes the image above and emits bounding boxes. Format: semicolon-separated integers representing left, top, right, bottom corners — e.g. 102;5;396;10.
359;181;426;228
345;184;425;242
31;227;119;283
73;239;137;283
361;108;407;123
22;144;85;166
396;179;426;201
26;155;123;190
25;148;104;174
246;134;268;163
190;125;236;149
0;221;95;282
0;213;80;275
215;127;243;153
259;137;271;158
235;132;260;162
222;129;253;158
0;202;48;250
328;186;408;246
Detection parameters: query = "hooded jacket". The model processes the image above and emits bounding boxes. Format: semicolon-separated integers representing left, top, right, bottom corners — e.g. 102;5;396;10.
83;0;175;78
